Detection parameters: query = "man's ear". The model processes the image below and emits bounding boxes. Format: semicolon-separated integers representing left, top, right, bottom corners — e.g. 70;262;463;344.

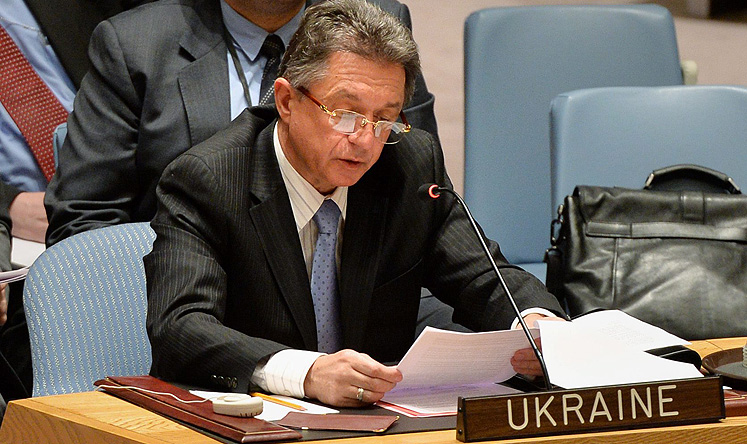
274;77;294;120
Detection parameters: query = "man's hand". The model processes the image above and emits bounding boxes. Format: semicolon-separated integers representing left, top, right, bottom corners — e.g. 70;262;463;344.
0;282;7;326
510;314;566;376
9;192;48;243
303;349;403;407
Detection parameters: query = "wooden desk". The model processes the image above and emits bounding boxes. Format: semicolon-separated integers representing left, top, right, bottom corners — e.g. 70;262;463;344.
1;338;745;444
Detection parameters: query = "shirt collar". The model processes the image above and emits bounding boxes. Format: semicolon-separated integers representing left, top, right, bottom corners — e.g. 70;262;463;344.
220;1;303;62
273;123;348;232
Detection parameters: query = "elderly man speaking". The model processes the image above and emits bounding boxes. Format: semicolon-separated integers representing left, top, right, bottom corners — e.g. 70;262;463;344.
145;0;565;408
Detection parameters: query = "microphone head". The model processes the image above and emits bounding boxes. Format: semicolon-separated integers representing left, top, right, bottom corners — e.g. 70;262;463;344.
417;183;441;200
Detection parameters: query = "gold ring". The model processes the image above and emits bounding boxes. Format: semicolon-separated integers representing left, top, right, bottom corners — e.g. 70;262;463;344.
356;387;365;402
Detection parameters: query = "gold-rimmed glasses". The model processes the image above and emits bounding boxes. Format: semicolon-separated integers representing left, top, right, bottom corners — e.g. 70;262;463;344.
297;87;411;144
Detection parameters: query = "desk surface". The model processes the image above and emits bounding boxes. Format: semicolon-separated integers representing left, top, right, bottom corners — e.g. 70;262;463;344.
1;337;745;444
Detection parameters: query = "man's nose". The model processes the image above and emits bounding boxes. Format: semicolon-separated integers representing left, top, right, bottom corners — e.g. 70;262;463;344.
347;121;378;145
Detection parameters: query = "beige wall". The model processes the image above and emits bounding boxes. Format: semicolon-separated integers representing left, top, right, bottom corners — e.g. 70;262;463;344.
406;0;747;193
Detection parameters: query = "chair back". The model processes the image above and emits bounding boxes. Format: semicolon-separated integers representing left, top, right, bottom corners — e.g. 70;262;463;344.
464;4;683;280
24;223;155;396
52;122;67;169
550;85;747;208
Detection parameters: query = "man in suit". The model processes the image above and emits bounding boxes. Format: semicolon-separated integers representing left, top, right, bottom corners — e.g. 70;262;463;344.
2;0;152;245
44;0;437;246
146;0;565;407
42;0;460;377
0;0;152;408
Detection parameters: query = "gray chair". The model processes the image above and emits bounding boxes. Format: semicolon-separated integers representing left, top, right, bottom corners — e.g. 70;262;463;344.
23;223;155;396
463;4;684;282
550;85;747;208
52;122;67;169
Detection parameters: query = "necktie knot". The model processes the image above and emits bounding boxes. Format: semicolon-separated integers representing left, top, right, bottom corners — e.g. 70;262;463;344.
260;34;284;59
313;200;341;235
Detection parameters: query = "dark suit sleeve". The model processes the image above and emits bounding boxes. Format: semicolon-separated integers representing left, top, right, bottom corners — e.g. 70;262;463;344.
44;19;142;247
0;182;18;271
145;152;289;393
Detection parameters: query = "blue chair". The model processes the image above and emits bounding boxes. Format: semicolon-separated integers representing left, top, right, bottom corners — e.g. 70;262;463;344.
52;122;67;170
550;85;747;208
463;4;684;281
23;223;155;396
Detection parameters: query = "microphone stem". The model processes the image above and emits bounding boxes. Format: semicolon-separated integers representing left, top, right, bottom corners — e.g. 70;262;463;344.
440;187;552;390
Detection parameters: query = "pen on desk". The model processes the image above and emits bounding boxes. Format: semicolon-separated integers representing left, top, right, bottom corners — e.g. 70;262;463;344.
250;392;307;411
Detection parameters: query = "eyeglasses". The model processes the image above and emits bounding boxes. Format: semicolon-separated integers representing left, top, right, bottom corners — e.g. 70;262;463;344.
297;87;411;144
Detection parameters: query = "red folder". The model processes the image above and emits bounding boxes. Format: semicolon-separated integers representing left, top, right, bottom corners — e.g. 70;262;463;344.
725;389;747;417
94;375;301;443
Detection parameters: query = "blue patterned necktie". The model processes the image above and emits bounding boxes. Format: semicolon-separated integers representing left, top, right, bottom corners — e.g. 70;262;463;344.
258;34;284;105
311;200;342;353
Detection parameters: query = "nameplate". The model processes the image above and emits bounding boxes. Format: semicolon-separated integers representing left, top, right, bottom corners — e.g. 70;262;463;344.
456;376;724;442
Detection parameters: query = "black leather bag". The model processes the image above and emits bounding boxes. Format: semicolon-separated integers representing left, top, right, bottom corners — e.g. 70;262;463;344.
545;164;747;340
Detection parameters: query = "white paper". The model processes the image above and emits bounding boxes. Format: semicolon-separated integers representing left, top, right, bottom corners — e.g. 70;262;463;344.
0;266;29;284
11;237;45;267
538;318;703;390
379;382;520;417
393;326;538;388
570;309;690;350
379;326;537;416
190;390;337;421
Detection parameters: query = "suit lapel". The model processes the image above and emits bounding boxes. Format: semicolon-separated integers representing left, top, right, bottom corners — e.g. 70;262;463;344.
177;0;231;146
339;180;389;350
246;125;318;350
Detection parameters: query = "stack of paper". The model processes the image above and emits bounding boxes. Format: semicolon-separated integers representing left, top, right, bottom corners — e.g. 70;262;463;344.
378;310;703;417
0;266;29;284
538;310;702;389
379;327;535;416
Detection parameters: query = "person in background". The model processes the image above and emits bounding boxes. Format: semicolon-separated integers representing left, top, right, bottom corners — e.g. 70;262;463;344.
0;0;153;411
145;0;565;407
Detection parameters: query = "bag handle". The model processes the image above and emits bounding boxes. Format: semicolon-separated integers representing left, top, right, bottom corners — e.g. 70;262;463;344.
644;164;741;194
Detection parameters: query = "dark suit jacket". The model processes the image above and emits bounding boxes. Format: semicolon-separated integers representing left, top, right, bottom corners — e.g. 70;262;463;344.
145;107;563;392
45;0;438;246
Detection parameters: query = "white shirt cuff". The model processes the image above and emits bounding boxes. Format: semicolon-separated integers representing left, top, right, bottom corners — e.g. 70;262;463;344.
251;349;324;398
510;307;557;330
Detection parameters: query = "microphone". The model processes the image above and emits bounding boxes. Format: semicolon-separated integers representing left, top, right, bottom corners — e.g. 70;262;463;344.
418;183;552;390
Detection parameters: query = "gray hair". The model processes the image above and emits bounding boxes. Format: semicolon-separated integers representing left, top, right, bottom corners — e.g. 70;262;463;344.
278;0;421;104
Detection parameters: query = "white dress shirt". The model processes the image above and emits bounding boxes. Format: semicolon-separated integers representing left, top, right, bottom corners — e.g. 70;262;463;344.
220;1;302;116
250;124;347;398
